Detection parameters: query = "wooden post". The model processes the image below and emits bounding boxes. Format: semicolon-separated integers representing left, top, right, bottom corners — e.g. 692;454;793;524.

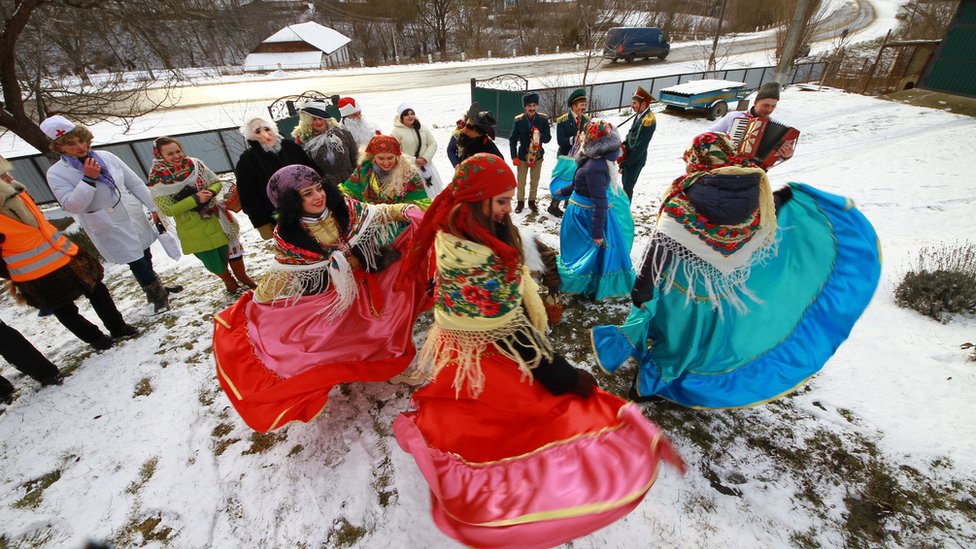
862;30;892;95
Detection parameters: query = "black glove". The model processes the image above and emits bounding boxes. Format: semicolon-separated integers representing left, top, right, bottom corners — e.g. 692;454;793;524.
631;287;653;309
172;185;209;212
571;368;598;398
773;186;793;210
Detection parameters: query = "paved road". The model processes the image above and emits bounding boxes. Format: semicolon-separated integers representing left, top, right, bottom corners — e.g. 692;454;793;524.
144;0;872;112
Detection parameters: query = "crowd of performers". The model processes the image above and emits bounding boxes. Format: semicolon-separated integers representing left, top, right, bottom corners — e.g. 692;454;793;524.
0;85;881;547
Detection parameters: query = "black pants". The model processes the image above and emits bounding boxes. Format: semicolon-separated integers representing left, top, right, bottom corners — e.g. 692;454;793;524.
0;320;59;397
51;281;127;343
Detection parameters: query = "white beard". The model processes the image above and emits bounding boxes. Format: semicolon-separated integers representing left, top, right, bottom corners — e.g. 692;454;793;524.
343;117;380;148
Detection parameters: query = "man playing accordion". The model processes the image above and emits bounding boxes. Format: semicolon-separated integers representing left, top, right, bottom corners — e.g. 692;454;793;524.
709;82;797;170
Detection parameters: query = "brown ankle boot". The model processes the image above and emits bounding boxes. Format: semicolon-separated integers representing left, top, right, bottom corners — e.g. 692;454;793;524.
515;200;525;214
217;271;240;294
229;257;258;289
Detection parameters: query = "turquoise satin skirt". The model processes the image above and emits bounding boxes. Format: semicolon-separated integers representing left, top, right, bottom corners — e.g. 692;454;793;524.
557;192;636;300
591;183;881;408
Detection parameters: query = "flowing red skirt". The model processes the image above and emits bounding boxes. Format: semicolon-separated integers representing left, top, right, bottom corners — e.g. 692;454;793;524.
213;225;430;432
394;353;685;548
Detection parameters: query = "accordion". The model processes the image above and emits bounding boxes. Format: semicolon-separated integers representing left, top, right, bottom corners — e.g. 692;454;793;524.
729;117;799;170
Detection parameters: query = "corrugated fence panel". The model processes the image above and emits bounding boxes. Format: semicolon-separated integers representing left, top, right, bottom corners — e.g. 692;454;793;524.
475;63;826;122
921;0;976;97
6;126;246;206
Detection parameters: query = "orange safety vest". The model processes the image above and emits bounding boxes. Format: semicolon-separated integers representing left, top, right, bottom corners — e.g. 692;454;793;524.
0;191;77;282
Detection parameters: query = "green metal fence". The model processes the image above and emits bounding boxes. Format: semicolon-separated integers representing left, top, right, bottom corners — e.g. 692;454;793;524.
472;61;829;137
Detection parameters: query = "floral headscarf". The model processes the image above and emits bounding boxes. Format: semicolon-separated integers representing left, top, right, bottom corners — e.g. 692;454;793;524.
399;153;518;287
148;138;194;187
584;119;614;143
365;134;401;156
682;132;748;173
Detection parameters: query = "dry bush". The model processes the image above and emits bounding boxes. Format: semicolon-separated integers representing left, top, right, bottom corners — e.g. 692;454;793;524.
895;242;976;322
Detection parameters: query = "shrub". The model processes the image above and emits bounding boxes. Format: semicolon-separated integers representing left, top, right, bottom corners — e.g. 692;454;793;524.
895;242;976;322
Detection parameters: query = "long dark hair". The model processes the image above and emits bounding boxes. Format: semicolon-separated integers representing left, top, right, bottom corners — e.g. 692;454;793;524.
275;182;350;257
448;200;524;265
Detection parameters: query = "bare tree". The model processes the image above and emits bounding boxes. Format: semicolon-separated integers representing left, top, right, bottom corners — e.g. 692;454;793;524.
569;0;648;85
415;0;458;56
773;0;828;63
0;0;241;156
899;0;959;39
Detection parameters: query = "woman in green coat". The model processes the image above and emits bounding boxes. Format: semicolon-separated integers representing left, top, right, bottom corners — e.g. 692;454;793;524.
149;137;256;293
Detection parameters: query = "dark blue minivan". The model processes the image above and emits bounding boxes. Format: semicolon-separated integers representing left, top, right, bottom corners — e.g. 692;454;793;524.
603;27;670;63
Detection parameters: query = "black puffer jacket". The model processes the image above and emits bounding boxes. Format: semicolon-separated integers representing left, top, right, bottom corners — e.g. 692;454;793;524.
631;173;792;307
234;139;321;230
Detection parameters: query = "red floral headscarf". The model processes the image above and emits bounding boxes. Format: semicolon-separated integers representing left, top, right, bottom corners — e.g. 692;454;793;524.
365;133;401;156
399;153;518;285
682;132;748;173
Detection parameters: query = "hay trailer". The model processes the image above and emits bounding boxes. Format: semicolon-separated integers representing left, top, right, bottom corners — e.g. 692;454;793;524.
658;79;751;120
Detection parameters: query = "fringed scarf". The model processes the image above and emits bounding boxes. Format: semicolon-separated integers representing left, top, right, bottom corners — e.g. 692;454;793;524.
258;197;401;319
645;132;778;315
415;232;551;397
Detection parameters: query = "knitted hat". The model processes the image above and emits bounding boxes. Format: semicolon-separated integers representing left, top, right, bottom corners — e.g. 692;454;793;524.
632;86;653;104
567;89;586;108
40;115;76;140
397;103;415;118
240;115;280;141
399;153;519;286
337;97;361;117
682;132;748;173
365;133;401;156
522;92;540;106
266;164;321;208
0;155;12;177
755;82;781;101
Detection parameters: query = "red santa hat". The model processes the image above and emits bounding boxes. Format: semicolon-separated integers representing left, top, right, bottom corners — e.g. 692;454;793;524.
338;97;361;117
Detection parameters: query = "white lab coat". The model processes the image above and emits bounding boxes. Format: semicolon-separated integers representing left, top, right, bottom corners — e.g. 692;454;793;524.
47;151;158;265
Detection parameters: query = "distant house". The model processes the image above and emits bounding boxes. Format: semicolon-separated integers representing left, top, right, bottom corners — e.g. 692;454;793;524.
243;21;351;71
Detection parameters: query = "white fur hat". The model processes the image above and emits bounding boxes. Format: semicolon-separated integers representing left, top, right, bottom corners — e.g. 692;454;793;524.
397;103;415;117
240;114;279;141
40;115;76;140
0;155;12;177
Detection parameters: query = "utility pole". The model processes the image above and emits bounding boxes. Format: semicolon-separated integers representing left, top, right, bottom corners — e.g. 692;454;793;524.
774;0;812;84
707;0;729;73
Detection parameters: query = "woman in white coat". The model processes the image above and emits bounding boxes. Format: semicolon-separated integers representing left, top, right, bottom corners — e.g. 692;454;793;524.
42;115;182;313
390;103;442;199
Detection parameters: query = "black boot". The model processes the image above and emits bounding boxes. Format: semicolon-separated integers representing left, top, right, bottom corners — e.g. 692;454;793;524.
110;324;139;339
90;335;114;351
85;282;137;338
528;201;539;213
514;200;525;214
547;201;563;218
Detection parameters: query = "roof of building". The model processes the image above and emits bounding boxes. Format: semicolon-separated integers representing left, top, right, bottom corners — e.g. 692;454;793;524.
262;21;350;54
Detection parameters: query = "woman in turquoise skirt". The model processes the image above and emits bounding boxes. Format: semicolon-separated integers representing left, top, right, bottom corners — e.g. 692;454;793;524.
554;120;635;300
591;132;881;408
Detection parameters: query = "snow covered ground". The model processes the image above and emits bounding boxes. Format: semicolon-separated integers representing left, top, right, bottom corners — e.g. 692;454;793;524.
4;1;975;546
1;76;974;548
